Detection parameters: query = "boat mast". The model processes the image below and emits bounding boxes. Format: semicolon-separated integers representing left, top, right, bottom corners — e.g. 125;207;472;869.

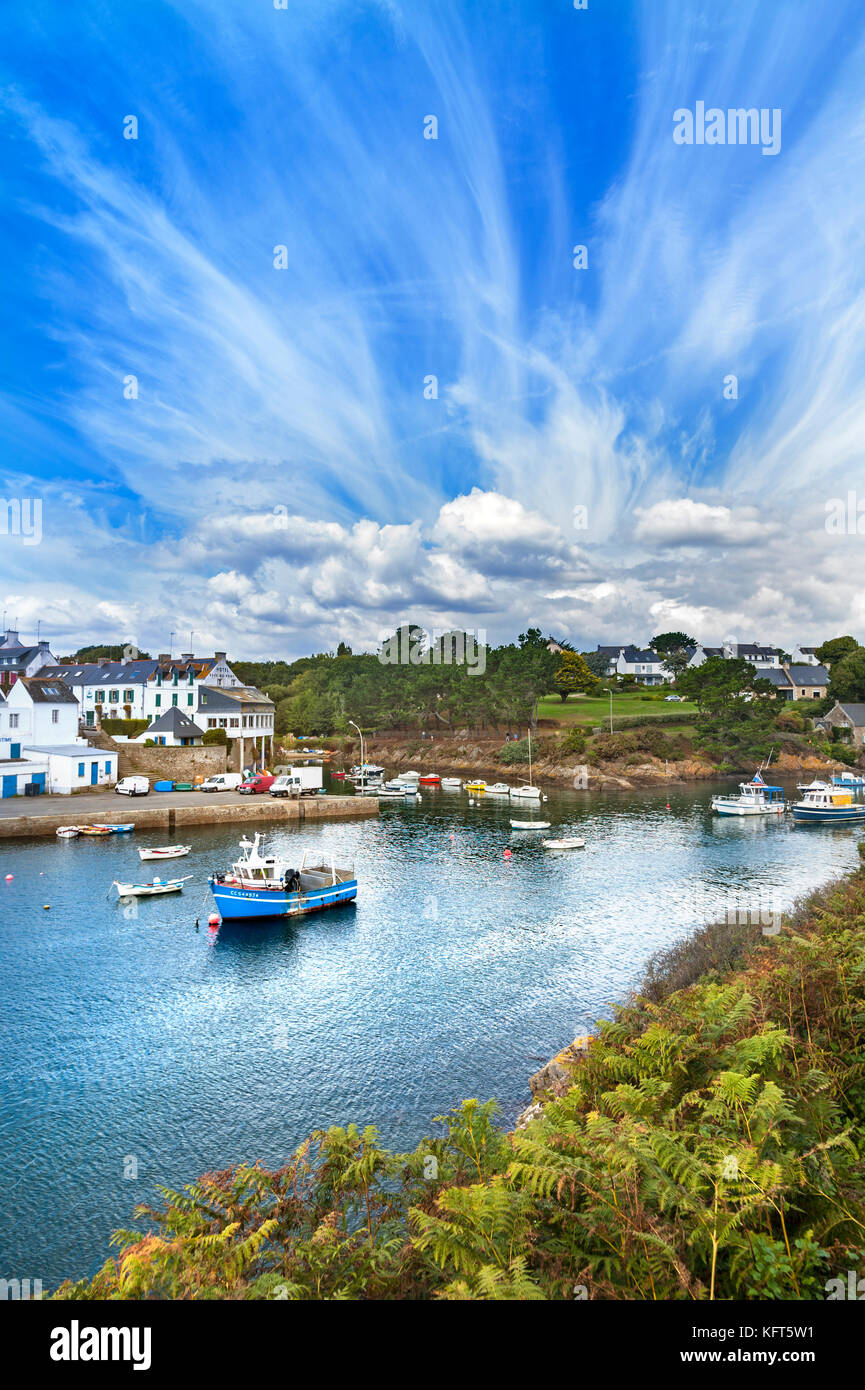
528;727;533;787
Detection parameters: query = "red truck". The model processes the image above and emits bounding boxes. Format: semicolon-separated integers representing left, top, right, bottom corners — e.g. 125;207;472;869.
237;773;276;795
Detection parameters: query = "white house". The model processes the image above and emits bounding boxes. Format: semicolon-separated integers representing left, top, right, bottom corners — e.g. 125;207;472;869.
1;677;117;795
141;651;244;723
197;684;276;767
38;657;158;725
614;646;668;686
722;641;780;668
38;649;247;728
0;628;56;690
791;645;820;667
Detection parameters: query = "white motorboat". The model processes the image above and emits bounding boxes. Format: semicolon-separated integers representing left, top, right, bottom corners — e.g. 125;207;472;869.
542;837;585;850
377;787;408;798
711;773;786;816
56;826;80;838
797;778;830;792
138;845;191;861
113;876;193;898
395;770;420;784
485;783;511;795
510;819;551;830
440;777;462;789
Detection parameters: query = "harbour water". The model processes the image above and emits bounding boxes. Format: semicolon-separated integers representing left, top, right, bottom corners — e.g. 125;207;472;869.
0;775;861;1287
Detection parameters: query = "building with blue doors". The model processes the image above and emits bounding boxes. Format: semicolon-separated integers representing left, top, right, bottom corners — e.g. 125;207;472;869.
0;677;116;795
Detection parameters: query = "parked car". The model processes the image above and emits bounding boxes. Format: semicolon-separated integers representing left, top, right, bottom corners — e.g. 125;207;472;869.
115;776;150;796
238;773;275;795
664;695;684;702
200;773;244;792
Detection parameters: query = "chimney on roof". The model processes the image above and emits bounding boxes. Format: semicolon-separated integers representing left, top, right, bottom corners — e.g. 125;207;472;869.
3;630;18;646
214;651;226;662
99;657;112;667
158;653;170;664
180;652;194;662
38;640;50;652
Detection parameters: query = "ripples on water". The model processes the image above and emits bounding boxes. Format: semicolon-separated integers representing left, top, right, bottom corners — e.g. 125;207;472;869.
0;777;860;1284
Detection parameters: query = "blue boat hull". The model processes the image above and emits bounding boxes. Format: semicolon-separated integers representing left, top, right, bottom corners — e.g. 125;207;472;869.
792;807;865;823
209;877;358;920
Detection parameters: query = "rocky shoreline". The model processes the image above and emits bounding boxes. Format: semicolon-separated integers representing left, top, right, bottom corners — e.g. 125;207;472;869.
357;738;844;791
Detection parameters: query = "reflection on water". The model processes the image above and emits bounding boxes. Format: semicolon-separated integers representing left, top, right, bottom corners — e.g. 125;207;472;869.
0;776;860;1284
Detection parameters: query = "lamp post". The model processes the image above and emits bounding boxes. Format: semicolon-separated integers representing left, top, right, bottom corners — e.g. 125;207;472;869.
348;719;364;772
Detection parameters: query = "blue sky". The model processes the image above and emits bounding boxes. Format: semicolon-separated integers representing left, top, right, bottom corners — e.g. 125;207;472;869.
3;0;865;659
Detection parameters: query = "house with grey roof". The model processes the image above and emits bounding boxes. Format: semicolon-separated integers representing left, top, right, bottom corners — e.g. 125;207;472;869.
38;658;158;725
0;675;116;794
815;703;865;748
136;707;205;747
0;628;56;689
759;665;829;700
197;683;275;767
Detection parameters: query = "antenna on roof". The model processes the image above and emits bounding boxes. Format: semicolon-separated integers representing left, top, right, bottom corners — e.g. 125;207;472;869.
169;631;175;659
36;619;41;642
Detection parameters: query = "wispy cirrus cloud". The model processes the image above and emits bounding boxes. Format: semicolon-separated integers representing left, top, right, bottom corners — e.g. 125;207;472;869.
3;0;865;658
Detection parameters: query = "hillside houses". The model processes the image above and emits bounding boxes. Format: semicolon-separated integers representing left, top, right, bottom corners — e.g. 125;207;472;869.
596;638;826;688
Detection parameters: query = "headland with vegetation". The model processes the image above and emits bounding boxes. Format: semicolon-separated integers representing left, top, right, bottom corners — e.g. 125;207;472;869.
54;847;865;1300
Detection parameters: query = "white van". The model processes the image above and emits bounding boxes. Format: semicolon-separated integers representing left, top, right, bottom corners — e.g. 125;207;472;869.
200;772;243;793
115;776;150;797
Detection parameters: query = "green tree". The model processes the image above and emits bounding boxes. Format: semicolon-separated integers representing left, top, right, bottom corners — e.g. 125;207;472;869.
580;649;610;680
815;636;860;668
553;650;599;702
677;656;757;713
650;631;696;681
829;647;865;703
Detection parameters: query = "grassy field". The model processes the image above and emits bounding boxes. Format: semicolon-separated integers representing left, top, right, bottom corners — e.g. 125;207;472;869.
538;692;698;726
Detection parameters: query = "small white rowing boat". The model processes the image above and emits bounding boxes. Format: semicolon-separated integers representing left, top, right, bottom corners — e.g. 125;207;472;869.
542;837;585;850
113;876;193;898
56;826;80;838
510;819;551;830
138;845;191;861
440;777;462;789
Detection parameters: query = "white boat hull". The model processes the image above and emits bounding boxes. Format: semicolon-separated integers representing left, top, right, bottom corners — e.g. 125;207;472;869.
114;876;192;897
542;838;585;850
139;845;191;861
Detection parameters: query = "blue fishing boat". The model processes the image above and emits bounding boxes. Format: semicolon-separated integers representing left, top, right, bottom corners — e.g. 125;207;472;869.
792;786;865;824
208;833;357;921
831;773;865;789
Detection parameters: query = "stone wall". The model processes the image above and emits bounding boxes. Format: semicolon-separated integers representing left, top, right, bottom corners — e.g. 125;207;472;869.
98;738;227;780
0;794;378;839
